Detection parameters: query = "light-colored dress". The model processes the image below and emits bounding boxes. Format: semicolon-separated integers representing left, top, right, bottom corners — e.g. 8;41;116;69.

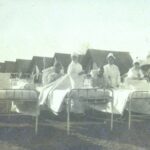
104;64;120;88
67;61;84;113
67;61;83;88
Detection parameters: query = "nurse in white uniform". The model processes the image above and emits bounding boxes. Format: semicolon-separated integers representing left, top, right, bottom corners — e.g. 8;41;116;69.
67;52;84;113
67;53;84;88
104;53;121;88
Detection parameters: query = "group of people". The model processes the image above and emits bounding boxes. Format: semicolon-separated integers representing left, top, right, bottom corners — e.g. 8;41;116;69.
41;52;150;90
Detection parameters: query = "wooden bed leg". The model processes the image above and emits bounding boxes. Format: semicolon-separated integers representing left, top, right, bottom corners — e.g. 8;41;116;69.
35;115;38;135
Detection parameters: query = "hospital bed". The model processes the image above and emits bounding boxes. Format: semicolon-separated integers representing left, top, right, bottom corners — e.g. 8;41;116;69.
65;88;114;135
0;89;39;134
128;90;150;129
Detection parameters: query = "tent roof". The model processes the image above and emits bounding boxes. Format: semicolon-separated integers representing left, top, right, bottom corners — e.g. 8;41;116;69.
30;56;53;72
53;53;71;70
43;57;53;69
0;62;5;72
78;54;84;65
16;59;31;73
83;49;133;75
4;61;16;73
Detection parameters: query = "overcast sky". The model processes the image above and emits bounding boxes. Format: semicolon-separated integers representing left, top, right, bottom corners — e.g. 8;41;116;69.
0;0;150;61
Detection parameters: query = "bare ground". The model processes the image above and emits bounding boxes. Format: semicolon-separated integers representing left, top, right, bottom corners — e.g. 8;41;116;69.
0;111;149;150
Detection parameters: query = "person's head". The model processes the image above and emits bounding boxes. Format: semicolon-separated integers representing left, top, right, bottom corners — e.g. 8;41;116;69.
133;58;140;69
134;62;140;70
71;53;78;63
107;53;115;65
54;62;62;73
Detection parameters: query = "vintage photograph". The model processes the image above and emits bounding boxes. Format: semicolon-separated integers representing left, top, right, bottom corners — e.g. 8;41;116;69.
0;0;150;150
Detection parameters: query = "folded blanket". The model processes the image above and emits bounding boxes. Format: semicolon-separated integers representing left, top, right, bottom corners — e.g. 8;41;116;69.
39;74;71;105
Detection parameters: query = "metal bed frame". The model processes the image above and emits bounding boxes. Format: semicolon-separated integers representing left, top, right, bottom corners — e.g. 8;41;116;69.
66;88;114;135
128;90;150;129
0;89;39;134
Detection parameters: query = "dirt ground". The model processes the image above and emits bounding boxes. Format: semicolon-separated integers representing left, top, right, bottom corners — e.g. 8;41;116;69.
0;111;150;150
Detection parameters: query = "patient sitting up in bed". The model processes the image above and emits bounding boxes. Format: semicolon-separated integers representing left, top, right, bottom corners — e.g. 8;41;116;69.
90;66;107;88
125;59;143;84
42;62;63;85
127;60;143;80
140;53;150;82
124;59;149;89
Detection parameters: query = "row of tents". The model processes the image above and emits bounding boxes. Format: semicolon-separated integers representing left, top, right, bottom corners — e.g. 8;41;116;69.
0;49;133;76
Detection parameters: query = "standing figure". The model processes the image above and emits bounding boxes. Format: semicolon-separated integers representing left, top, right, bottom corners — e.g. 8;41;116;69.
67;52;84;113
104;53;121;88
67;53;84;88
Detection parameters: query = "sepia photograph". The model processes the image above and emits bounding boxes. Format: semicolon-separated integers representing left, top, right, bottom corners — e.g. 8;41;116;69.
0;0;150;149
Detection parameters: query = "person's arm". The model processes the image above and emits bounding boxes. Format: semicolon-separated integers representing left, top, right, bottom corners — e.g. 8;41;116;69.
68;63;83;78
67;63;75;75
78;70;85;75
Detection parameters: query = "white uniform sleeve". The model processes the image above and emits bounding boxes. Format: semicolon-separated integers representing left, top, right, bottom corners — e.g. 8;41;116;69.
67;63;75;75
67;64;71;75
116;66;121;85
67;63;78;80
